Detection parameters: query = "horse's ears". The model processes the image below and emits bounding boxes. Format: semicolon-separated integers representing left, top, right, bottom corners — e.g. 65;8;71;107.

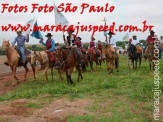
34;51;36;54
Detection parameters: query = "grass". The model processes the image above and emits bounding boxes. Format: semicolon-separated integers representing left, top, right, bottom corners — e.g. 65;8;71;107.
22;102;43;108
0;55;162;121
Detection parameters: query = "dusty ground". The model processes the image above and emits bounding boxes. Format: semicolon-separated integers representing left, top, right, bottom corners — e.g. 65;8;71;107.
0;98;95;122
0;64;38;95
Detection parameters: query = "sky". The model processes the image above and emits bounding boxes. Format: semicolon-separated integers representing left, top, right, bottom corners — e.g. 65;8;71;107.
0;0;162;45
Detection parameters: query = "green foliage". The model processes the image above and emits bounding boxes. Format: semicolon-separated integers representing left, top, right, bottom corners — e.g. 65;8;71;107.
116;41;128;49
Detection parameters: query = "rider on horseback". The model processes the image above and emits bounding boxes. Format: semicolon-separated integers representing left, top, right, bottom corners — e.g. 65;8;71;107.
76;37;86;54
87;37;101;58
144;30;161;60
131;35;143;56
4;30;29;66
106;31;117;57
40;33;55;67
63;27;82;67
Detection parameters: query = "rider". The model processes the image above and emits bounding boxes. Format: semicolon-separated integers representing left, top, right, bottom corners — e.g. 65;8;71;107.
63;27;82;67
40;33;55;66
131;35;143;55
106;31;117;57
11;29;29;64
144;30;161;60
76;37;86;54
97;40;102;53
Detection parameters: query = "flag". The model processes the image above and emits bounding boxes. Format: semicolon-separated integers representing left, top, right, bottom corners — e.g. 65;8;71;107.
53;2;69;28
31;21;43;40
25;18;36;35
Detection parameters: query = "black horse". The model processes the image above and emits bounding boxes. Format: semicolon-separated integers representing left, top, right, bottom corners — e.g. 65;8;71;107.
128;45;142;69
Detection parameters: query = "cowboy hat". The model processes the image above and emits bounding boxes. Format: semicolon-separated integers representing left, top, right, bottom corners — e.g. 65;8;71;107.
91;37;95;41
45;33;53;37
150;30;155;33
132;35;137;37
16;29;22;33
98;40;101;42
77;37;82;40
108;31;114;35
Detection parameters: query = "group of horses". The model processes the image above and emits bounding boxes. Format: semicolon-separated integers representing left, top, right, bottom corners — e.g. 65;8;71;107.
1;40;158;86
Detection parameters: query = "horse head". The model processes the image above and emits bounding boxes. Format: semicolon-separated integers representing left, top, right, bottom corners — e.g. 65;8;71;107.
2;40;10;55
54;49;64;69
30;51;37;66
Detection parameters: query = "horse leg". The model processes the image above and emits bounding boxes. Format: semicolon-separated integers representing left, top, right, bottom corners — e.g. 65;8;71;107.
10;66;15;86
95;62;97;71
51;68;53;80
139;57;141;69
45;67;49;83
90;61;94;72
132;60;134;69
116;59;119;72
31;65;36;80
13;65;19;85
66;69;70;84
23;65;29;81
110;61;114;74
69;67;74;84
76;66;83;82
135;59;138;69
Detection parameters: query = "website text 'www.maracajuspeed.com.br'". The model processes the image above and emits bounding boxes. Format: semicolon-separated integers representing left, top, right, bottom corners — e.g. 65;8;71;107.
1;21;154;36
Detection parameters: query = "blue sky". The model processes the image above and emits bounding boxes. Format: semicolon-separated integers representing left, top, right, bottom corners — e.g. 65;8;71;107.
0;0;162;45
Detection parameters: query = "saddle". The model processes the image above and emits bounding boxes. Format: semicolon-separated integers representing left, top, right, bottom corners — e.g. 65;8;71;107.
15;47;31;66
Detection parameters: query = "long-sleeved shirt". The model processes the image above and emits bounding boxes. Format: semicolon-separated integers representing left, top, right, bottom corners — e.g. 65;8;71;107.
106;36;116;47
12;35;29;46
146;35;155;44
40;39;55;52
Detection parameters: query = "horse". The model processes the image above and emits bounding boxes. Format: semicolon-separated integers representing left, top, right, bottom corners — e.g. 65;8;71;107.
87;48;101;72
128;45;142;69
30;50;63;83
2;40;36;86
54;48;83;84
146;44;159;70
101;45;119;74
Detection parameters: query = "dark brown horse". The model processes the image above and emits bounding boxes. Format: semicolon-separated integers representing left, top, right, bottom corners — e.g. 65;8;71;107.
54;48;83;84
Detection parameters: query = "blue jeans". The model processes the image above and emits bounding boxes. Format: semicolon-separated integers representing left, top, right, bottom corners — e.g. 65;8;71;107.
18;46;25;63
157;46;162;59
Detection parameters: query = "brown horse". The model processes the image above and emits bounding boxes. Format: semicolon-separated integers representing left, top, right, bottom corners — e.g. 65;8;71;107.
146;44;159;70
102;45;119;74
2;40;36;86
87;48;102;72
55;48;83;84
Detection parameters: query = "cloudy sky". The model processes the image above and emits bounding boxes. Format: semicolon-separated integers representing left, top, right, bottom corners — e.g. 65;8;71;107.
0;0;162;45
